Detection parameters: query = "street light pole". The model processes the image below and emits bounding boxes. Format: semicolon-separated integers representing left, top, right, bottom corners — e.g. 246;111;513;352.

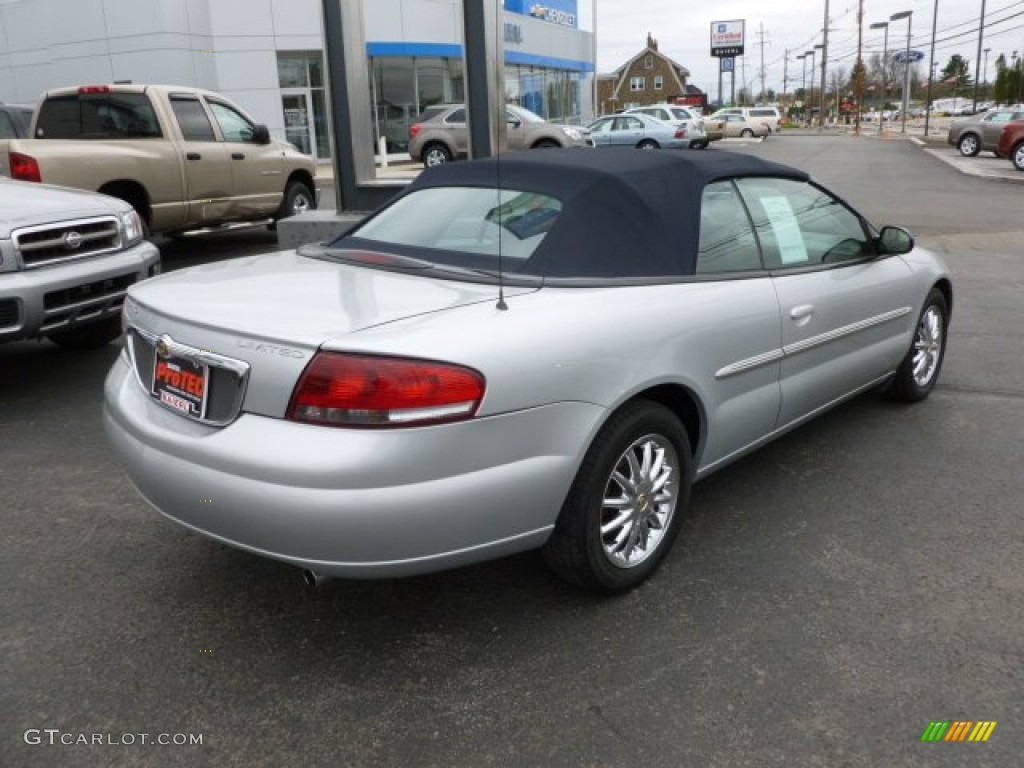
806;49;817;123
891;11;912;134
870;21;889;136
815;43;825;126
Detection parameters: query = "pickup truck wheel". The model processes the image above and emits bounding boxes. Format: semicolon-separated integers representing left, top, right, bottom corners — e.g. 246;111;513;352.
46;316;122;350
278;181;315;220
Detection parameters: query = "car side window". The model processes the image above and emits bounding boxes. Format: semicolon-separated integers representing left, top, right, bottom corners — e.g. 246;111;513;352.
0;111;17;138
735;177;871;269
697;180;763;274
207;101;256;142
169;97;217;141
614;116;642;131
446;108;466;124
589;118;613;134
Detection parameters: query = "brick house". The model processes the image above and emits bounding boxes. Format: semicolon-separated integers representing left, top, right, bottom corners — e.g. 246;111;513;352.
596;33;699;115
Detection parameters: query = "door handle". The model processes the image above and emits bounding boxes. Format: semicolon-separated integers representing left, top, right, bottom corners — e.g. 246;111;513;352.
232;152;245;160
790;304;815;326
186;152;201;161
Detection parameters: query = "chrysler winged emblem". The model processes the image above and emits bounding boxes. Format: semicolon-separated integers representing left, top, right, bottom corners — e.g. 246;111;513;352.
63;230;83;250
156;336;172;358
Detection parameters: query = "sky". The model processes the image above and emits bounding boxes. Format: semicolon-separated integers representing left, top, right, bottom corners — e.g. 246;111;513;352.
579;0;1022;98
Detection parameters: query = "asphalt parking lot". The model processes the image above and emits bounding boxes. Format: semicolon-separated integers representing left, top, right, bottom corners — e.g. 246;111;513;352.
2;135;1022;767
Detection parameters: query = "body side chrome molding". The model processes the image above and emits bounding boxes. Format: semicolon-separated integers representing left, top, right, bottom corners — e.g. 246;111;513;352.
715;307;912;380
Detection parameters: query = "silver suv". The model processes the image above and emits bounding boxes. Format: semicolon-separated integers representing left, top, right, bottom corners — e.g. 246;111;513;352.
1;179;160;348
408;104;593;167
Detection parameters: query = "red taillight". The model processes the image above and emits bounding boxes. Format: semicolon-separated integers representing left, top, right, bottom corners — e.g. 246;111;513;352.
287;352;485;428
674;128;687;139
9;152;41;183
78;85;110;94
409;123;422;139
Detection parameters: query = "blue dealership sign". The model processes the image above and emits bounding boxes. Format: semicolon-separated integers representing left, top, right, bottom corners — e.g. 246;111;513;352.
505;0;578;29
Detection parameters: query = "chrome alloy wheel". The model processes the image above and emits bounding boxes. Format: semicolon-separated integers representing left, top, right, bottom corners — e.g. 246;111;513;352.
912;304;944;387
291;191;312;215
599;434;679;569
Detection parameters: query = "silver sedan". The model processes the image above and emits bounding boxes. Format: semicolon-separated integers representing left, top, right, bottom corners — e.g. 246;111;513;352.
104;148;952;594
587;113;694;150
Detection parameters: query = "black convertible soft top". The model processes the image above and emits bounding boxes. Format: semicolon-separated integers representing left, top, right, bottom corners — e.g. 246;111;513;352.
362;148;808;279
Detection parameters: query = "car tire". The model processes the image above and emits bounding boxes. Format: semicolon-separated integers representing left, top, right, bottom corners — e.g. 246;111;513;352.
696;140;710;149
741;128;754;138
1012;142;1024;172
543;400;692;594
46;316;122;350
276;180;315;221
422;143;452;167
957;133;981;157
884;288;949;403
532;139;560;149
637;139;659;150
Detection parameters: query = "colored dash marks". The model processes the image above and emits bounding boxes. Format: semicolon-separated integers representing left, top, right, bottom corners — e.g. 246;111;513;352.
921;721;997;742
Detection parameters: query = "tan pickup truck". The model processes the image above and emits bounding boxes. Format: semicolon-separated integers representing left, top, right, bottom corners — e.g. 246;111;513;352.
2;84;316;236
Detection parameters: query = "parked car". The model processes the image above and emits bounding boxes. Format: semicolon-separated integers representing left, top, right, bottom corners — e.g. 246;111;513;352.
1;84;317;235
587;113;692;150
104;148;952;594
947;108;1024;157
713;106;782;133
996;119;1024;171
1;178;160;348
0;103;32;140
715;113;771;138
408;103;592;167
623;104;717;146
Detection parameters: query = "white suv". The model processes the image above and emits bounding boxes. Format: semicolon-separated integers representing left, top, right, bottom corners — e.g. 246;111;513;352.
714;106;782;133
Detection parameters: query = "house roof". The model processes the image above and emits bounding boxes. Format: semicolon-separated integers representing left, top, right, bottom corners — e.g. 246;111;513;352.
610;46;690;100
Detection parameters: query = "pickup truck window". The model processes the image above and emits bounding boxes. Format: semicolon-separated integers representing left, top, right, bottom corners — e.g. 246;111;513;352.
36;93;162;140
0;111;19;138
207;101;256;143
170;98;217;142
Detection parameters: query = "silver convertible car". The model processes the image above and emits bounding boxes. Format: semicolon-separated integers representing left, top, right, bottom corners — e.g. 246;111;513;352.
104;149;952;593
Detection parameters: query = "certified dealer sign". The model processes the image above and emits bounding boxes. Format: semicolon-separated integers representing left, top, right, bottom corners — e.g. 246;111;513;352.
710;20;745;57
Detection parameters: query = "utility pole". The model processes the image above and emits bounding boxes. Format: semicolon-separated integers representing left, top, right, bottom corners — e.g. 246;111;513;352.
924;0;939;135
855;0;864;134
819;0;830;127
783;49;790;106
972;0;987;112
757;22;768;103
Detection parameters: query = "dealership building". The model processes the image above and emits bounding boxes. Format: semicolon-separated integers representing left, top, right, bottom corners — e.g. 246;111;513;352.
0;0;595;158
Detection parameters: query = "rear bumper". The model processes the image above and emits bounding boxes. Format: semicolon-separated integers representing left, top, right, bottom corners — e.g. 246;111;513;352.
0;241;160;342
103;354;606;578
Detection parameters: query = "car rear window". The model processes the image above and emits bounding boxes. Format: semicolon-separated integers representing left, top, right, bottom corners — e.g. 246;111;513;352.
418;105;450;123
35;92;162;139
350;187;562;265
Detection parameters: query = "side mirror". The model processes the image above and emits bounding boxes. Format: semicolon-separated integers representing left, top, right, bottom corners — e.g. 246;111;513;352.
507;118;522;129
878;225;914;255
252;124;271;145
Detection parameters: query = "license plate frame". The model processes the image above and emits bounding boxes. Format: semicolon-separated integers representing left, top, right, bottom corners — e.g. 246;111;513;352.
151;351;209;420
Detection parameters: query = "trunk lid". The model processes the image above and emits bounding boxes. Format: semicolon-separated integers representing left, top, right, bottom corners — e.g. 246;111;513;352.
123;248;536;420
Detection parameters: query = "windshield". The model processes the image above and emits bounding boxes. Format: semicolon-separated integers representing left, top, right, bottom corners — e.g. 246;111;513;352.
345;187;563;268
